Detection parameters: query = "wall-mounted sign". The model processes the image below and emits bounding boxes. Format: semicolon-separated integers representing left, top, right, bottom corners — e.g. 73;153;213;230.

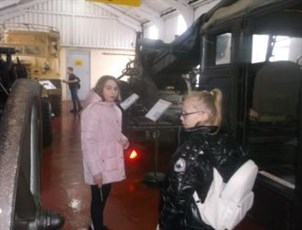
39;80;56;90
120;93;139;110
87;0;141;7
145;99;172;122
74;59;83;67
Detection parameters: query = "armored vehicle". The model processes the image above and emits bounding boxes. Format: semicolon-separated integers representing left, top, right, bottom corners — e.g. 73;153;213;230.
0;23;62;116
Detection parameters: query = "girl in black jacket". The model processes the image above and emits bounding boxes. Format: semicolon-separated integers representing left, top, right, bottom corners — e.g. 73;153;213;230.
158;89;247;230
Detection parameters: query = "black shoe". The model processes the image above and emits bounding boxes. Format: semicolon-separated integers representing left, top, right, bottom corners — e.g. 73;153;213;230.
78;106;83;111
69;109;77;113
39;209;65;229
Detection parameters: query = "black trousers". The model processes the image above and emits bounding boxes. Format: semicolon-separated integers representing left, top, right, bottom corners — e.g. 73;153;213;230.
90;184;112;230
70;87;82;111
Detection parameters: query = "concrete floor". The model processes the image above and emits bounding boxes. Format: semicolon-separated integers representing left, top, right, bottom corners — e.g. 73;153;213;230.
41;102;266;230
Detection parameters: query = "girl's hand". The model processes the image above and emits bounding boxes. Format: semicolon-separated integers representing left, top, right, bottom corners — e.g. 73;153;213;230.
93;174;103;188
119;136;129;149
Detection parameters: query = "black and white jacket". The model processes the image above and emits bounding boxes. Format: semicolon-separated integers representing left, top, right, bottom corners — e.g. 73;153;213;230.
159;126;248;230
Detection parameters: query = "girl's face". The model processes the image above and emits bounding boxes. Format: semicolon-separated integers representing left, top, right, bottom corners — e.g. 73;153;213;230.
103;79;119;102
180;98;208;129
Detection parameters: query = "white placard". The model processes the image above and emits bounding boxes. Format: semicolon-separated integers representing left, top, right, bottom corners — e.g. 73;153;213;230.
120;93;140;110
145;99;172;122
39;80;56;90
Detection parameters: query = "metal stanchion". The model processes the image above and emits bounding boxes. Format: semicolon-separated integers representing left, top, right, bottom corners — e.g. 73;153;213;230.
143;122;165;185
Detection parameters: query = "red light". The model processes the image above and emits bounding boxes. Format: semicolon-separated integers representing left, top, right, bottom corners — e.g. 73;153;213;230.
129;150;138;159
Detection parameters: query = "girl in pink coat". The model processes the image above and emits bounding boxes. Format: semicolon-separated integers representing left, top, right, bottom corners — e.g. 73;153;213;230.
81;75;129;230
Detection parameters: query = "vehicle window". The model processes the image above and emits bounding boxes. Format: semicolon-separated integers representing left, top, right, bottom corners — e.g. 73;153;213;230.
215;33;232;65
252;35;302;63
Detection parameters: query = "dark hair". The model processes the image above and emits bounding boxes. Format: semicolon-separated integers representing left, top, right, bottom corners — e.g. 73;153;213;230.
93;75;121;102
67;67;73;71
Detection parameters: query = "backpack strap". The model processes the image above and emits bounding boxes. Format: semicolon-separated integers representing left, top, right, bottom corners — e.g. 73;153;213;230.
193;167;225;228
222;160;258;202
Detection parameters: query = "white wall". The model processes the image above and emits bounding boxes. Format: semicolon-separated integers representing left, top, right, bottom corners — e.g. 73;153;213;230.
90;50;134;86
60;47;135;100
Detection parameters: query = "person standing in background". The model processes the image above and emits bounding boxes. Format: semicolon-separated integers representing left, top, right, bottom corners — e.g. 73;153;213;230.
62;67;82;113
81;75;129;230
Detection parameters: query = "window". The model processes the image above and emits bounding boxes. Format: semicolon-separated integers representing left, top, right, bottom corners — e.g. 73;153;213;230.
148;25;159;40
176;15;187;36
215;33;232;65
252;35;302;63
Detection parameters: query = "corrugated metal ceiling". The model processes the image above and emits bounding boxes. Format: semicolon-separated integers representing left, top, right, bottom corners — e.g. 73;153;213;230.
109;0;218;22
0;0;219;26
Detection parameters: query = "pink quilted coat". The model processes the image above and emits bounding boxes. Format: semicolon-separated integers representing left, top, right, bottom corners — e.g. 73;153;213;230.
81;90;127;185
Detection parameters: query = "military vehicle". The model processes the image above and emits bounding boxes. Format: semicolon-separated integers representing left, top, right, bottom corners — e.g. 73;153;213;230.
0;23;62;116
123;0;302;228
196;1;301;229
0;48;64;228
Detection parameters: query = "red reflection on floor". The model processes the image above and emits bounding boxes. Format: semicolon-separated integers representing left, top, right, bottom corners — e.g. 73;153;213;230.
41;102;266;230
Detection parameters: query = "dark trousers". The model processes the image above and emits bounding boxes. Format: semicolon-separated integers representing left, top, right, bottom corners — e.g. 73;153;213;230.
70;87;82;111
90;184;112;230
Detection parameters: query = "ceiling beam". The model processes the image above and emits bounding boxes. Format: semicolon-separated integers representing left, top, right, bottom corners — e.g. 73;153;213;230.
0;0;49;21
128;3;164;36
90;2;142;32
0;0;21;10
135;4;162;21
163;0;194;26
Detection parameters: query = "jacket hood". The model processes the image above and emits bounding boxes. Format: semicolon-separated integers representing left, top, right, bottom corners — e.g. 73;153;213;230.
83;90;117;108
179;125;228;146
184;125;220;134
83;90;102;108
